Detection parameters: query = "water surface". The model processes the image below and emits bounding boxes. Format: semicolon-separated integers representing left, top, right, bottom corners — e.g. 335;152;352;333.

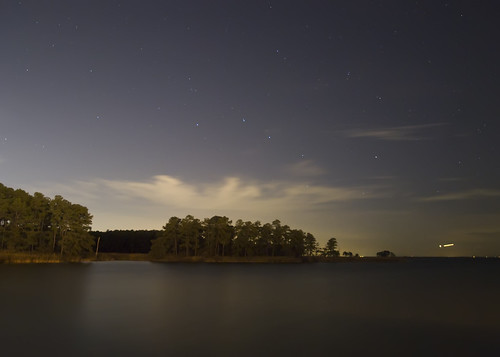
1;259;498;356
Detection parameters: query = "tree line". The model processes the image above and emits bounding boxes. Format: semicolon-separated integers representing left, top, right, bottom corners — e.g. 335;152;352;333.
0;183;94;257
0;182;345;259
90;230;159;253
150;215;340;259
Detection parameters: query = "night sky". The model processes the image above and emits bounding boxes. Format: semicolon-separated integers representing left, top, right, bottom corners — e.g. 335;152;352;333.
1;1;499;256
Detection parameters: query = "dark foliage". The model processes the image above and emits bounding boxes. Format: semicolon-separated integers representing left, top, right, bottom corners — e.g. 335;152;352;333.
377;250;396;257
150;215;325;259
90;230;159;253
0;183;94;257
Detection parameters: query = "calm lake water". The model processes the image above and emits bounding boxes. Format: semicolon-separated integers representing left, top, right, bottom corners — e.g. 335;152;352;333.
1;259;499;356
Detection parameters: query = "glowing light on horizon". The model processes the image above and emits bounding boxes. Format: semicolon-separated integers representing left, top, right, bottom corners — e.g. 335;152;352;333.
438;243;455;248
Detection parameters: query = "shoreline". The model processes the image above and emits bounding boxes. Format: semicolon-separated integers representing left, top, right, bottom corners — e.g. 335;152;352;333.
2;252;497;264
1;252;403;264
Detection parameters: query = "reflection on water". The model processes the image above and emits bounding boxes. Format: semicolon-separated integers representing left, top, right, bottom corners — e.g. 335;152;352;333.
1;259;499;356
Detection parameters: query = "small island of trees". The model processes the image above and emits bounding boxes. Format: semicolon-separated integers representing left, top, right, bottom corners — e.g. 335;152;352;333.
149;215;340;260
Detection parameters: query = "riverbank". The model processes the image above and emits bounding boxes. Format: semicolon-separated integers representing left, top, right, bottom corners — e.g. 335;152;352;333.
150;255;304;263
96;254;405;263
1;252;407;264
0;252;151;264
96;253;407;263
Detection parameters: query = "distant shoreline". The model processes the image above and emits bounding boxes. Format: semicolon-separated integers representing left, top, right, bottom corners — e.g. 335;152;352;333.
1;252;402;264
2;252;498;264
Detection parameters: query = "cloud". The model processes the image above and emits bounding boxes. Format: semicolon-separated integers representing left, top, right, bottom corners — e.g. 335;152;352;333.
97;174;382;210
418;189;500;202
28;174;392;231
343;123;447;141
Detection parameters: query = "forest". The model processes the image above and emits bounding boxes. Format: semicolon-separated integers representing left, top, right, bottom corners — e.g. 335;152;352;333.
1;182;342;260
149;215;339;259
90;229;159;254
0;183;94;257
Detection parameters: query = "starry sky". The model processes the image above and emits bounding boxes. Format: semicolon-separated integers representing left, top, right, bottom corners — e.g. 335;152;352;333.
1;0;499;256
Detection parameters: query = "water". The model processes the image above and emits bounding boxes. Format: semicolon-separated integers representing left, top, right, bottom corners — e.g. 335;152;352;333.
1;259;499;356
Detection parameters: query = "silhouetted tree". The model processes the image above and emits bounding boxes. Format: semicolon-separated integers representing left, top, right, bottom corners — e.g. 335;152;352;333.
288;229;306;257
150;217;181;258
233;220;259;256
304;233;318;256
271;219;286;256
324;237;339;257
258;222;273;256
179;215;202;256
204;216;233;256
376;250;396;257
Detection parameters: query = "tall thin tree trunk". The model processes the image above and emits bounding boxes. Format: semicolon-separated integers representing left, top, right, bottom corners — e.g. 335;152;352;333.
95;236;100;258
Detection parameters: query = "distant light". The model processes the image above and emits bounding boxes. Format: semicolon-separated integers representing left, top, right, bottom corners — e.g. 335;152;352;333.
439;243;454;248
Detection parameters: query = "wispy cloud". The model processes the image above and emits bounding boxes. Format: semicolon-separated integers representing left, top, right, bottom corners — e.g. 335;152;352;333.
343;123;447;141
418;189;500;202
31;175;390;230
97;175;383;209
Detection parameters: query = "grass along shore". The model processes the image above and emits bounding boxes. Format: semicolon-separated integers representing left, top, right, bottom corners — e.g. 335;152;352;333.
0;252;82;264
